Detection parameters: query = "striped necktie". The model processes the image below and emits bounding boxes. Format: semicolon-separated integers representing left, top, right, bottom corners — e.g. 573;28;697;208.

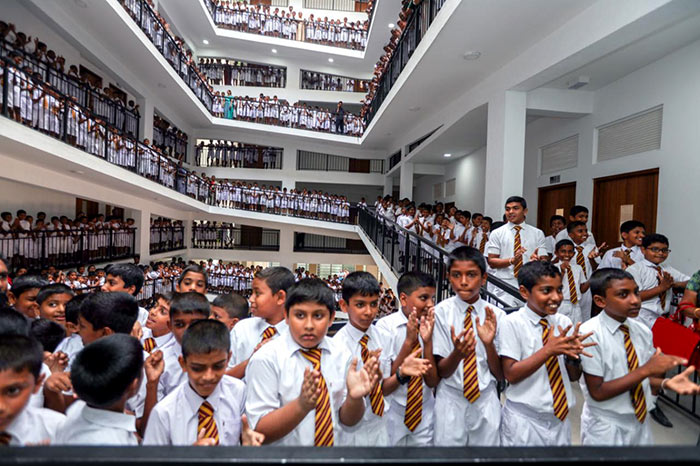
462;306;480;403
404;340;423;431
359;334;385;416
512;226;523;278
575;246;587;278
261;326;277;343
143;337;156;353
566;267;578;304
197;401;220;445
539;319;569;421
619;325;647;423
300;349;334;446
478;231;488;255
655;266;667;309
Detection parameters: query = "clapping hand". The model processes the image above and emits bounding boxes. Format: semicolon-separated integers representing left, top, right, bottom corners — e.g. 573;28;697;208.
450;325;476;358
418;307;435;342
665;366;700;395
475;306;498;346
240;414;265;446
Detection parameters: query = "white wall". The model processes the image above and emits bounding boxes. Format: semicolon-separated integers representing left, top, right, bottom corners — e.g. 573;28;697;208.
0;179;77;219
523;38;700;272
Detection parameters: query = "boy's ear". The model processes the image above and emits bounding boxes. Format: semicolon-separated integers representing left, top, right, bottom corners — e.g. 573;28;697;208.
126;285;136;295
275;290;287;306
178;355;186;372
126;376;141;399
102;327;114;337
592;294;606;309
398;292;408;308
518;285;529;301
338;299;348;313
481;272;488;287
230;318;239;329
327;310;336;329
6;291;16;306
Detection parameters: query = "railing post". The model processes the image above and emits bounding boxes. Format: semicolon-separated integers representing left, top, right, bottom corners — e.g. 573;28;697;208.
1;60;7;117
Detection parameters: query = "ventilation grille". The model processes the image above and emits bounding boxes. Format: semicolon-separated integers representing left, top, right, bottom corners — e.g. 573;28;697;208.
433;183;443;199
445;178;456;197
540;135;578;175
303;0;354;11
597;106;663;161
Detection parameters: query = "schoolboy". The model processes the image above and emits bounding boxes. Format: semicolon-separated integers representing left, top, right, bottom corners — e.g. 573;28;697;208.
544;215;566;258
566;221;605;321
176;265;209;294
555;205;597;247
0;334;65;445
599;220;645;270
245;278;381;446
141;292;175;354
54;294;86;368
7;275;47;319
210;293;249;330
226;267;294;378
102;263;148;326
144;320;262;446
36;283;75;327
31;318;66;353
553;239;589;324
433;246;505;446
579;268;700;445
499;260;593;446
375;271;439;446
487;196;547;306
55;334;143;445
472;216;492;256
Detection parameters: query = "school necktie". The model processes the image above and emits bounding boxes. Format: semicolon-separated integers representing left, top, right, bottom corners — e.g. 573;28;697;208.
512;226;523;278
566;268;578;304
575;246;587;278
539;319;569;421
0;432;11;446
299;348;334;447
260;326;277;343
478;231;488;255
197;401;220;445
619;325;647;423
404;340;423;432
359;334;385;416
143;337;156;353
462;306;480;403
655;266;667;310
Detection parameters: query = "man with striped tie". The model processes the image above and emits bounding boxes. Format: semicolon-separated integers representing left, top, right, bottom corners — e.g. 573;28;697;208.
580;268;700;445
499;261;595;446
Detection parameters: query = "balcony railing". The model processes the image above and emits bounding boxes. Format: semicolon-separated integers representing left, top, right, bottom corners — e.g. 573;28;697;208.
293;232;368;254
149;226;185;255
300;69;369;93
195;142;282;169
192;225;280;251
153;124;188;159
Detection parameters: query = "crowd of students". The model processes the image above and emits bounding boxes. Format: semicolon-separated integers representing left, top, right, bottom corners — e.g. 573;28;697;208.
300;70;367;93
195;140;282;169
199;58;286;88
152;115;188;161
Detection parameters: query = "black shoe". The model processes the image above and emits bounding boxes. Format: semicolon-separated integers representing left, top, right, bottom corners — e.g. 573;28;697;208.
650;407;673;428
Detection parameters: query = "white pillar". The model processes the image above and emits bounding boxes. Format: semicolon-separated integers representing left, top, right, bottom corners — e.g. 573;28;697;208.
278;228;295;270
383;176;393;197
484;91;527;218
138;97;154;144
136;208;152;263
399;161;414;200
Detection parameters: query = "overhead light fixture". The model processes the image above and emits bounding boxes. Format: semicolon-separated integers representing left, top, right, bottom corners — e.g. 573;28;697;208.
271;48;278;54
328;58;334;63
462;51;481;60
444;153;452;158
567;75;590;90
388;23;395;28
202;39;209;45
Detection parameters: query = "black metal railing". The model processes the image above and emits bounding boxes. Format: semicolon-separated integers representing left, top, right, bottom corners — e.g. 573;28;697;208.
199;59;287;88
149;226;185;255
293;232;368;254
1;229;135;272
195;142;282;169
300;69;369;93
192;226;280;251
303;0;370;12
387;150;401;172
153;124;188;159
296;150;383;173
134;272;253;306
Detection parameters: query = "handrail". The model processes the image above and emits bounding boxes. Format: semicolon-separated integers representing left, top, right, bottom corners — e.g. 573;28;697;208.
191;225;280;251
149;226;185;254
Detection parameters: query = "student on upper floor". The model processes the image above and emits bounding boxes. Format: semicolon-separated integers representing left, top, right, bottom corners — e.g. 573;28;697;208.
599;220;646;270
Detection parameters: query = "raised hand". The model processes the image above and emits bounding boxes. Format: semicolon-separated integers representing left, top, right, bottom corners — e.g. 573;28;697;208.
529;248;540;262
475;306;498;346
144;349;165;384
240;414;265;446
542;325;586;359
642;348;687;376
346;357;372;400
44;371;71;393
665;366;700;395
659;271;674;290
193;427;217;446
405;308;419;343
570;322;597;358
45;351;69;373
559;260;571;272
400;348;431;377
450;325;476;358
418;307;435;342
298;367;321;412
131;320;143;340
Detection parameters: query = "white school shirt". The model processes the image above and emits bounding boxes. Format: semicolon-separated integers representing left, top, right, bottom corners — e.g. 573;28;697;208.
570;241;599;280
137;306;149;326
55;333;84;365
55;400;138;445
498;306;576;414
599;245;644;270
486;222;546;287
28;363;52;409
627;259;689;322
4;406;65;446
556;229;596;247
141;328;176;353
433;296;505;394
555;263;585;304
245;331;358;446
228;317;289;370
543;235;556;256
579;312;654;416
157;342;187;400
144;376;246;445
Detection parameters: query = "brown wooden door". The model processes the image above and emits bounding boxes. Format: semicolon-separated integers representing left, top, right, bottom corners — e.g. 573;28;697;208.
537;182;576;232
592;168;658;249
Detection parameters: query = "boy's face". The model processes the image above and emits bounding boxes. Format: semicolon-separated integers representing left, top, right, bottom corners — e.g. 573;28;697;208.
472;215;482;227
78;314;108;346
400;286;436;318
9;288;41;319
168;312;207;344
39;293;72;326
642;241;669;265
481;220;492;232
570;212;588;224
286;302;334;349
210;306;238;330
448;260;485;303
519;275;563;316
102;274;135;295
68;272;77;281
555;245;574;263
176;272;207;294
146;298;171;336
0;261;8;295
504;202;526;224
249;277;284;321
622;227;645;247
179;349;230;398
569;225;588;245
0;368;39;432
593;278;642;321
341;294;380;332
550;219;565;235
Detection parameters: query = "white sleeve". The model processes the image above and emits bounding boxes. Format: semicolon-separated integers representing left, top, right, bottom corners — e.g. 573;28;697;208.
496;316;521;361
432;307;452;359
142;404;171;445
244;354;281;430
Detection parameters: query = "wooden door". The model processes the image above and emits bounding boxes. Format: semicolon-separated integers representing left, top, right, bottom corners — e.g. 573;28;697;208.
537;182;576;232
592;168;658;248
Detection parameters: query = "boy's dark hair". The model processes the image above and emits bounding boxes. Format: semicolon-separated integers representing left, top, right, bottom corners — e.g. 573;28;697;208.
566;220;587;233
212;293;249;320
36;283;75;305
518;261;561;291
30;318;66;353
0;307;31;336
462;210;471;220
170;292;211;318
620;220;646;234
155;291;173;304
286;278;336;314
182;320;230;360
569;205;589;217
178;265;209;287
105;263;145;295
555;239;574;252
490;221;505;231
397;271;436;296
79;292;138;334
65;294;89;325
590;268;635;298
448;246;486;274
255;266;295;295
505;196;527;209
0;335;43;380
550;214;566;225
472;213;483;219
482;216;493;225
71;334;143;409
8;275;48;297
341;271;380;302
642;233;669;249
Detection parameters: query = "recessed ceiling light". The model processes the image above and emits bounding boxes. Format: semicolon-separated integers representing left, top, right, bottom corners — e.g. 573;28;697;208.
328;58;334;63
444;153;452;158
388;23;395;28
202;39;209;45
463;51;481;60
271;48;277;54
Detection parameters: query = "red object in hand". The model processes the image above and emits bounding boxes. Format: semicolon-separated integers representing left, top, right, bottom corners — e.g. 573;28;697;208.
652;317;700;367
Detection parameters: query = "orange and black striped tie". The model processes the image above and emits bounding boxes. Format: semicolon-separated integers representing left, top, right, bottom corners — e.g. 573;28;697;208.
197;401;220;445
656;266;667;309
300;349;334;446
462;306;480;403
478;231;488;255
359;334;385;416
512;226;523;278
539;319;569;421
404;341;423;431
575;246;587;278
143;337;156;353
620;324;647;423
566;268;578;304
261;326;277;343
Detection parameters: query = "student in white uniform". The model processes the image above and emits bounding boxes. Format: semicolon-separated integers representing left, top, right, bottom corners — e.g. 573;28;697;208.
101;263;149;326
579;268;700;445
141;293;175;354
543;215;566;258
553;239;588;324
599;220;646;270
555;205;597;247
565;221;605;321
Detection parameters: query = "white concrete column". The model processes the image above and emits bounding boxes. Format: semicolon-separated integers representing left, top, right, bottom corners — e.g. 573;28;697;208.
186;137;196;166
136;208;152;263
399;161;414;200
278;228;295;270
183;218;193;250
484;91;527;217
138;97;154;144
383;176;393;197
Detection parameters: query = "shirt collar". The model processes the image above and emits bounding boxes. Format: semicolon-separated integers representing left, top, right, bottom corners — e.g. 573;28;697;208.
454;296;480;315
344;321;373;343
5;405;30;440
395;309;409;327
155;332;174;348
282;330;332;358
641;258;660;269
259;318;288;336
522;305;549;326
183;378;224;417
599;311;628;335
81;403;136;433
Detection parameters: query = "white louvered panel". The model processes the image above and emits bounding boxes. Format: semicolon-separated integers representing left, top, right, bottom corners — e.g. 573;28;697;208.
433;183;443;199
445;178;456;197
540;134;578;175
597;106;663;161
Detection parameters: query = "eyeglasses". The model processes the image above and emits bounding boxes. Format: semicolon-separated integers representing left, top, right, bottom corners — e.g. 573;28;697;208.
648;247;670;254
